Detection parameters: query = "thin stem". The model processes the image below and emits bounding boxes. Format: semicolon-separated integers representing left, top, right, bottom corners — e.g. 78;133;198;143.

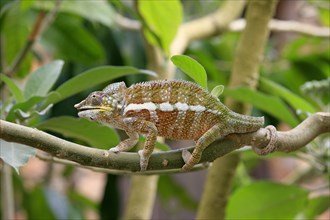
4;0;62;77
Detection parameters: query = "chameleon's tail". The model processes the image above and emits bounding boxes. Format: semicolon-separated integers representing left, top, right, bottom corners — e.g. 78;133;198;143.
227;110;264;134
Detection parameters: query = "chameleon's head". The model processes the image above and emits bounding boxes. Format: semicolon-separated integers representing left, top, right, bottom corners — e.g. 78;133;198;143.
74;82;126;122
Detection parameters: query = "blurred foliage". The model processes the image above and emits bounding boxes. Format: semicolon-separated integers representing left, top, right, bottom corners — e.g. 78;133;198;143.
0;0;329;219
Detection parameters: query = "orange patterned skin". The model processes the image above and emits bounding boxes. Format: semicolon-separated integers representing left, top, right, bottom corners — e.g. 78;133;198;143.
75;80;264;171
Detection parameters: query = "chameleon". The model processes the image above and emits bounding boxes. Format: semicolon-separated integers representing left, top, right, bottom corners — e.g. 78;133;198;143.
74;80;264;171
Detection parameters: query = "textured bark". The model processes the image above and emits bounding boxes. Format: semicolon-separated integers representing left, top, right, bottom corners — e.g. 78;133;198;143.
197;1;279;219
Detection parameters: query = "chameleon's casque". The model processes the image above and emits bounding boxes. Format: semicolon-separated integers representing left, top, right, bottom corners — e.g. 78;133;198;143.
75;80;264;171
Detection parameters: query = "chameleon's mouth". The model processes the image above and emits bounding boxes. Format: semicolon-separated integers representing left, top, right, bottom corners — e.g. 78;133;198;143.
75;106;101;111
74;103;112;112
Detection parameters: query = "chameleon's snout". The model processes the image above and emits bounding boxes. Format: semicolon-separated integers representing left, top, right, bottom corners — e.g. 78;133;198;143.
74;100;85;110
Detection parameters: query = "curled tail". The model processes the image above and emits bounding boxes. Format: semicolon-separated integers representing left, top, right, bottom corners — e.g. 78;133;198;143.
226;110;264;134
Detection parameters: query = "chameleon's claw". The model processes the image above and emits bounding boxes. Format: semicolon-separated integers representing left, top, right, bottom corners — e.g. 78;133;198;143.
138;150;149;171
182;149;192;164
109;146;120;153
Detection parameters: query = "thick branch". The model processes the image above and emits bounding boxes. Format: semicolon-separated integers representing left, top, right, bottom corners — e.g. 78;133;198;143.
197;1;279;219
0;113;329;174
275;112;330;152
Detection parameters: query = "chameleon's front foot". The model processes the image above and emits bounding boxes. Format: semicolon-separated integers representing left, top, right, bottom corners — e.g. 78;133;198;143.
138;150;149;171
109;146;120;153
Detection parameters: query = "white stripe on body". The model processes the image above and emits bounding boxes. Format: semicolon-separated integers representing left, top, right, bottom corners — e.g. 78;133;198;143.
159;102;174;111
123;102;221;138
123;102;216;114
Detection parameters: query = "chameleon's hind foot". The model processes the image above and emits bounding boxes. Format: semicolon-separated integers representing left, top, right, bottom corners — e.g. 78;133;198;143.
182;149;192;164
181;149;195;171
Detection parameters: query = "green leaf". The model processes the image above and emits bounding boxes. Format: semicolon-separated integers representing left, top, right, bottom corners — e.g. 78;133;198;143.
158;175;198;211
226;181;308;219
139;0;182;54
259;77;316;113
68;190;98;210
224;87;299;126
0;74;24;102
44;186;77;219
44;66;156;106
304;196;330;219
320;7;330;26
33;0;115;27
6;96;45;122
25;186;56;220
0;140;36;173
171;55;208;89
24;60;64;99
37;116;120;149
1;3;33;77
211;85;224;98
42;14;105;64
20;0;35;10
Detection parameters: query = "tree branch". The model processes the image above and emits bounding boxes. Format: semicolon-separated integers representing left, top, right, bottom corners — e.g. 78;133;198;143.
117;16;330;39
115;6;330;59
229;19;330;37
4;0;61;77
170;0;246;56
197;1;279;218
115;13;141;31
0;113;329;174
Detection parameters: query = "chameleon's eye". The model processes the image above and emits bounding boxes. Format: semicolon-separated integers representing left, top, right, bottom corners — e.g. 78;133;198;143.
88;92;102;106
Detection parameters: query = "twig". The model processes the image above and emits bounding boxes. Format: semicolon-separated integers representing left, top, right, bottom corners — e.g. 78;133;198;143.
170;0;246;57
115;13;141;31
229;19;330;37
1;163;15;220
116;13;330;59
0;113;329;173
4;0;62;77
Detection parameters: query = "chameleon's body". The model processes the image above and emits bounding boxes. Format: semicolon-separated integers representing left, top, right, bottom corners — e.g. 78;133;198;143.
75;80;264;171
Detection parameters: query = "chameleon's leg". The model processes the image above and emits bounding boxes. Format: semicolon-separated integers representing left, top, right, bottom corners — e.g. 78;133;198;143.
109;130;139;153
123;117;158;171
182;123;227;171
